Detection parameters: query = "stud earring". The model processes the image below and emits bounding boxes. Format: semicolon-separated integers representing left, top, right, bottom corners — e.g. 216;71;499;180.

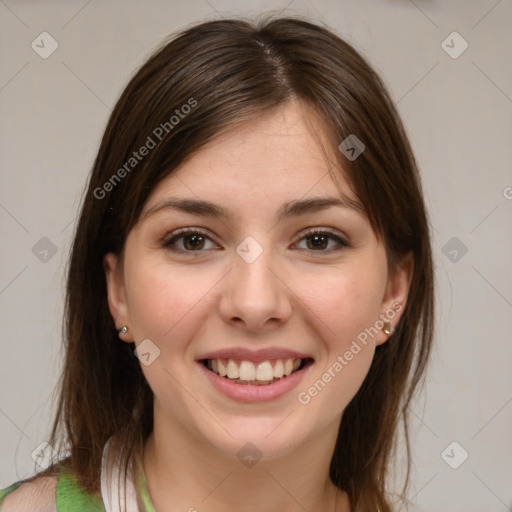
116;326;128;335
383;321;393;336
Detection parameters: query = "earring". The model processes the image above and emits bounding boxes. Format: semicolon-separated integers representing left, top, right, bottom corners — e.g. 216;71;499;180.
383;321;393;336
116;326;128;335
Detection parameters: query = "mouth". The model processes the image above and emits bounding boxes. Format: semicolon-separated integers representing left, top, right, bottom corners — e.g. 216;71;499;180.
199;357;315;386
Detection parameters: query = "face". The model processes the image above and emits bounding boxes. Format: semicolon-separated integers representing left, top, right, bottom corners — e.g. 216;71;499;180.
104;101;412;462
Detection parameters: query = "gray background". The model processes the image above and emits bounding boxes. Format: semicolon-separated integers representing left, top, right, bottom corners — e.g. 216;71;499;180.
1;1;511;510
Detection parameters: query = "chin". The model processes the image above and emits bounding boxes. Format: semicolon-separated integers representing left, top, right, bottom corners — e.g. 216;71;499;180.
201;413;313;464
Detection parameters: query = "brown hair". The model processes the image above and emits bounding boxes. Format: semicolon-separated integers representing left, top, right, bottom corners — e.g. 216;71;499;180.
44;15;434;511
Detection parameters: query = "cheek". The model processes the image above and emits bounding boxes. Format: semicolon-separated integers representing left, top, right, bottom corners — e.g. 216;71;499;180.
123;261;220;402
124;259;218;344
296;265;385;345
292;264;385;409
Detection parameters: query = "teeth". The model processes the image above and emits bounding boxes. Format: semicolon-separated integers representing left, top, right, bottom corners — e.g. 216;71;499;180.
218;359;227;377
206;357;305;383
239;361;256;380
256;361;274;381
273;360;284;378
227;359;239;379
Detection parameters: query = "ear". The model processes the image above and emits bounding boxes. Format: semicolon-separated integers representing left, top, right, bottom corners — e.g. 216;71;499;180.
104;252;132;342
375;252;414;346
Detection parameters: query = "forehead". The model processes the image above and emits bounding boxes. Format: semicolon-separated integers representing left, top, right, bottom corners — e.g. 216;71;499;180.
142;102;357;214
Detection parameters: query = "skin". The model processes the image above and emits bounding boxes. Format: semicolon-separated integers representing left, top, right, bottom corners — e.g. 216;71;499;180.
104;100;413;512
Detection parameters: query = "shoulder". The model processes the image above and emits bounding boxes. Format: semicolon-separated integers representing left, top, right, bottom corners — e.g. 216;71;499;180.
0;468;104;512
0;475;58;512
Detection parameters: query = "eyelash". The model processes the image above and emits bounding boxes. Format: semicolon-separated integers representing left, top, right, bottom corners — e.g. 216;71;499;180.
161;227;349;254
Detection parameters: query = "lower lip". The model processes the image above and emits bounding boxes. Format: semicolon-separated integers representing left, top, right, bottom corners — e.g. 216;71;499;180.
198;361;312;403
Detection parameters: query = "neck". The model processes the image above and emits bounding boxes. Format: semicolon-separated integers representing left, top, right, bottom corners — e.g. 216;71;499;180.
142;402;350;512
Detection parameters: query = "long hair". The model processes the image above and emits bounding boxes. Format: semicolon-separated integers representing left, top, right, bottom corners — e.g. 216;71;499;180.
43;16;434;511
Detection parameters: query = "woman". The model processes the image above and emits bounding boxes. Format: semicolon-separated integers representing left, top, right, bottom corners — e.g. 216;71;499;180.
0;16;434;512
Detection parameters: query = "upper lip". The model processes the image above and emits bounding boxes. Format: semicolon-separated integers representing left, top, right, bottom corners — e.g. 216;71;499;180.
197;347;314;363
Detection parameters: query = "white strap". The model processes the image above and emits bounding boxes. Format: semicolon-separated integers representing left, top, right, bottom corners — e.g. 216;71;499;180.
100;436;140;512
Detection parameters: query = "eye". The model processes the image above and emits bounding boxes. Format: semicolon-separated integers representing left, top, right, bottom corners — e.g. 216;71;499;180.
294;229;349;252
162;228;219;252
161;227;349;254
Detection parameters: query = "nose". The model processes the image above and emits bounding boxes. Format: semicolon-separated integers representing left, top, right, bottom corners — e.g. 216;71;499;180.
218;246;293;334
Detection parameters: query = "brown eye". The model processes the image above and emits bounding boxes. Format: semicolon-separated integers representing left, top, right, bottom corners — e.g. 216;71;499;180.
162;229;218;252
182;233;206;250
306;233;329;250
295;230;348;252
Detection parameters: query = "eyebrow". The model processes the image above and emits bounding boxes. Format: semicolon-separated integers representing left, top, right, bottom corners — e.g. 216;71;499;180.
142;196;364;222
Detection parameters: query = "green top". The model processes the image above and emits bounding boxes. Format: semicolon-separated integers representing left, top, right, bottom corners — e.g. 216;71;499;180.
0;466;156;511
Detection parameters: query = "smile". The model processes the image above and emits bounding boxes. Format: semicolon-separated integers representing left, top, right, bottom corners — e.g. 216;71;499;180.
201;357;315;385
197;352;315;403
